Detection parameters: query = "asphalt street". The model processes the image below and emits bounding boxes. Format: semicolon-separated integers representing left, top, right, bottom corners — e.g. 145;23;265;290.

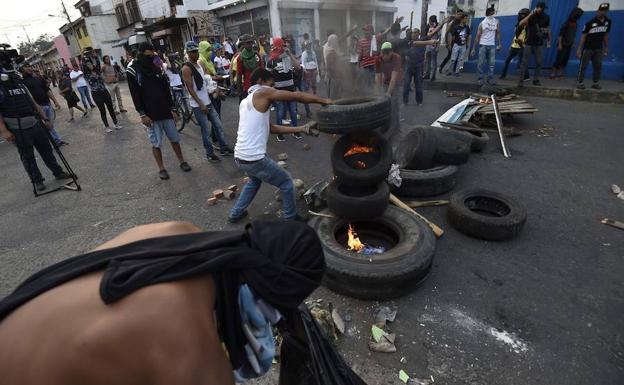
0;83;622;385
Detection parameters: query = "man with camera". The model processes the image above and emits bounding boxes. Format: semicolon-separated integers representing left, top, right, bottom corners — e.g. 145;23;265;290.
0;50;72;191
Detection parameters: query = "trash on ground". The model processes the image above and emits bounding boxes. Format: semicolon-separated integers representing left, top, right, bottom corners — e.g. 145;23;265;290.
602;218;624;231
303;143;311;150
304;181;329;210
293;178;305;189
399;369;410;383
332;308;345;334
373;306;397;328
277;161;287;168
611;184;621;194
368;335;397;353
400;356;407;363
207;197;217;206
387;164;402;188
371;325;386;342
277;153;288;161
227;184;238;192
212;189;224;199
223;190;236;200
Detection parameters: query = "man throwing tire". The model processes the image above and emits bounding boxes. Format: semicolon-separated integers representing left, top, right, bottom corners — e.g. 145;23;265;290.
228;68;332;223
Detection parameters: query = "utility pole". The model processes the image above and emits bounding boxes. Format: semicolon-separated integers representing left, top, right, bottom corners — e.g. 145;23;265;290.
21;26;32;44
61;0;82;55
421;0;429;32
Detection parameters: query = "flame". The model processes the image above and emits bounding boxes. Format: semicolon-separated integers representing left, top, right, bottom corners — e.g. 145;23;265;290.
355;160;366;169
347;224;364;252
344;145;375;157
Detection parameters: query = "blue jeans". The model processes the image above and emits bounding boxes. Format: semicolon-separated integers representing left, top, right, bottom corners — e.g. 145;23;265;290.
477;45;496;84
77;85;94;109
403;63;423;104
41;103;62;144
276;100;297;126
230;157;296;219
192;105;228;157
426;49;438;80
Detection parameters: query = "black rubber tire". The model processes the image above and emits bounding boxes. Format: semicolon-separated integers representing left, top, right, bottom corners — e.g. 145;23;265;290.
326;180;389;220
331;131;392;186
395;126;437;170
310;205;436;300
433;135;471;165
469;131;489;152
447;188;527;241
314;97;391;135
394;165;459;197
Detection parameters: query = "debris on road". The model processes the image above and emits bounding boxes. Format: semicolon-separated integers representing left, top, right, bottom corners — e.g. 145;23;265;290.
277;160;287;168
308;210;335;219
369;325;396;353
612;184;621;194
390;193;444;237
399;369;410;383
212;189;224;199
277;153;288;161
602;218;624;231
228;184;238;192
303;143;311;150
373;306;397;328
332;308;345;334
223;190;236;200
400;356;407;363
207;197;217;206
387;164;402;188
293;178;305;189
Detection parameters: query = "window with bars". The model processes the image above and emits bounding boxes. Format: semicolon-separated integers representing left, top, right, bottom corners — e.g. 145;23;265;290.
126;0;141;23
115;4;129;27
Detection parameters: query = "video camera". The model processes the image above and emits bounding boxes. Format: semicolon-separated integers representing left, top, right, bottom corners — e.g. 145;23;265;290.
0;44;25;73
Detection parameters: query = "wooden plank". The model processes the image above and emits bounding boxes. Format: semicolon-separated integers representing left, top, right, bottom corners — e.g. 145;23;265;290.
602;218;624;231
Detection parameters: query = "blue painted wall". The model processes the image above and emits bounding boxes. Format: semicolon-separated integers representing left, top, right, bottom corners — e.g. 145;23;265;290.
463;9;624;80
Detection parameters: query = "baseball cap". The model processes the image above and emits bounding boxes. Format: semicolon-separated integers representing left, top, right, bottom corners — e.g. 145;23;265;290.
239;34;254;43
598;2;610;10
185;41;199;52
381;42;392;51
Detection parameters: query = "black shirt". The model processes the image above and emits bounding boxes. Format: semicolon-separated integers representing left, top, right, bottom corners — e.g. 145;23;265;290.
267;55;295;91
127;63;174;121
582;16;611;50
526;12;550;46
452;25;471;46
22;74;50;105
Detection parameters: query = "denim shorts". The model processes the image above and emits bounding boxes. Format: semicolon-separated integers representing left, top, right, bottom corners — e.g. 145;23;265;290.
146;119;179;148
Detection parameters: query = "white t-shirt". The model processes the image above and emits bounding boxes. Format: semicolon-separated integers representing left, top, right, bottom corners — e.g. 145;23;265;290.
223;41;234;55
479;17;499;46
214;56;231;72
234;85;271;161
301;51;318;70
187;62;211;108
165;69;183;87
70;70;87;87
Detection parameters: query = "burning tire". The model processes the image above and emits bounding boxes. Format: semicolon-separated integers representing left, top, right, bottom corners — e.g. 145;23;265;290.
447;189;527;241
310;205;436;300
394;165;458;197
314;97;391;135
331;131;392;186
326;180;389;220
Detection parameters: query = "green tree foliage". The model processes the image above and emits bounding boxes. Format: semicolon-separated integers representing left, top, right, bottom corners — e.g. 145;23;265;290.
17;34;55;57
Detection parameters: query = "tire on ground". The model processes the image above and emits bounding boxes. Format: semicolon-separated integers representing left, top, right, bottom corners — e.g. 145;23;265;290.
447;188;527;241
331;131;392;186
395;126;437;169
314;97;391;135
470;131;489;152
310;205;436;300
433;135;471;165
394;165;459;197
326;180;389;220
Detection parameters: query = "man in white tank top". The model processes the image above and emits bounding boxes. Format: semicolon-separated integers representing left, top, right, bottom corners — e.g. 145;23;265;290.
182;41;233;162
470;6;502;85
228;68;332;223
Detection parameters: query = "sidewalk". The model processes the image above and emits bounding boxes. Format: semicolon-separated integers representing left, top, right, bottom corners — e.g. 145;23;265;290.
424;72;624;104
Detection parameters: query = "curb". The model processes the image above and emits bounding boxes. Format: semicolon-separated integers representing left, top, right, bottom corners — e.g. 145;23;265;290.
424;80;624;104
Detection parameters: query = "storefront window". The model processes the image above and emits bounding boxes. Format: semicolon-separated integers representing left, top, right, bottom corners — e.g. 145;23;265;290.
280;8;314;54
375;11;393;33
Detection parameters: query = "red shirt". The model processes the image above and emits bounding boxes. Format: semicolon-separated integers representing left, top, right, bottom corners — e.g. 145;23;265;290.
237;53;264;92
375;53;403;85
357;37;377;68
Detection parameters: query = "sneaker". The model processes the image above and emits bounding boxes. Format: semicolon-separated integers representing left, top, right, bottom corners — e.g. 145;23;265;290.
159;170;170;180
105;127;113;133
282;119;291;125
55;171;72;180
276;134;286;142
113;123;123;130
532;80;542;86
207;154;221;162
293;133;303;140
219;147;234;156
180;162;192;172
591;83;602;90
576;83;586;90
35;181;46;191
228;210;249;224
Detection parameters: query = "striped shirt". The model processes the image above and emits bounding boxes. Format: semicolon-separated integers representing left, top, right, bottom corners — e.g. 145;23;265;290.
357;37;377;68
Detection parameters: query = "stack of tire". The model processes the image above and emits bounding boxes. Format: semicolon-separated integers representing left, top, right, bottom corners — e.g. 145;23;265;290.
393;125;489;198
309;97;436;300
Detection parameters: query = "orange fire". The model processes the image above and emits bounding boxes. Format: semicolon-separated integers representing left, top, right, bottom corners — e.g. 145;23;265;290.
344;145;375;157
355;160;367;169
347;224;365;252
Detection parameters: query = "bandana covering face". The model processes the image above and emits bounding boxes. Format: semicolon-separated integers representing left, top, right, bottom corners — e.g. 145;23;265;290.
241;47;259;71
270;37;285;61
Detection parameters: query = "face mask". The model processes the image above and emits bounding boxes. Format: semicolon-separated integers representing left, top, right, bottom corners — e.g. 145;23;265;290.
486;15;494;20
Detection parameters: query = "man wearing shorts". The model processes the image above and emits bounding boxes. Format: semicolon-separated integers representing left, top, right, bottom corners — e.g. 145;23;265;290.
127;42;192;180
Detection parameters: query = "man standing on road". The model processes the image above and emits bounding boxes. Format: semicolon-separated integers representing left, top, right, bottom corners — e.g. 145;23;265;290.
102;55;127;114
127;42;192;180
358;25;378;86
237;34;263;102
576;3;611;90
470;6;502;86
403;29;439;106
439;9;464;75
447;15;471;76
228;68;331;223
70;63;95;110
182;41;233;162
376;42;402;132
0;68;72;191
267;37;301;142
20;64;68;146
517;2;551;87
